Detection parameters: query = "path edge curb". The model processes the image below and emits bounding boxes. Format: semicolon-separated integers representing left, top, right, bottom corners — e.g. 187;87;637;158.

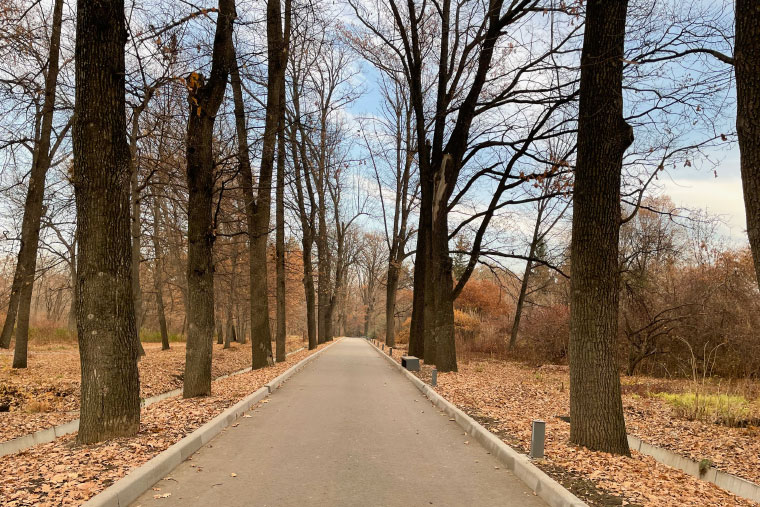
0;347;308;458
366;339;587;507
82;339;340;507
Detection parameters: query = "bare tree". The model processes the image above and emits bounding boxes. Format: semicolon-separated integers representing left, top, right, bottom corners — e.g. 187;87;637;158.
73;0;140;443
0;0;67;368
568;0;632;456
356;232;385;337
736;2;760;286
183;0;235;398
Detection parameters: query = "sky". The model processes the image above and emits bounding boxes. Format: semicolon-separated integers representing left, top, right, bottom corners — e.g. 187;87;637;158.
660;146;746;243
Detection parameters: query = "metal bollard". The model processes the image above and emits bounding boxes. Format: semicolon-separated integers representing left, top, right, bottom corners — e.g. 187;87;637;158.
530;420;545;459
389;347;393;356
431;368;437;387
382;343;385;350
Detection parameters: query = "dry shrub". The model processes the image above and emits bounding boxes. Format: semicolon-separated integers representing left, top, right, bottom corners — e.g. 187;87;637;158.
28;325;76;345
511;304;570;366
394;317;411;344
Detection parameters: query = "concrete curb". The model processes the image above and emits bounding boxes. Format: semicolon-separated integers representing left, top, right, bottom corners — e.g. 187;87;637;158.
0;345;309;458
82;340;338;507
365;339;586;507
628;435;760;503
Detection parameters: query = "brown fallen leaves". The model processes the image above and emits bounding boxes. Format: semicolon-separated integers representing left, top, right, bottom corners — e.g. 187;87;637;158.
407;357;759;507
0;344;323;507
0;336;304;442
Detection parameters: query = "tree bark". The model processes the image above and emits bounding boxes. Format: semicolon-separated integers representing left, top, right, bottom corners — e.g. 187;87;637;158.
736;0;760;287
430;177;456;372
275;110;287;362
1;0;65;357
316;203;331;344
183;0;235;398
384;262;399;346
73;0;140;443
568;0;632;456
408;195;428;357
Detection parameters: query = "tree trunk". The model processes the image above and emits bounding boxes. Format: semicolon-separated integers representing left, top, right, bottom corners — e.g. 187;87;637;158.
508;259;532;350
568;0;632;456
183;0;235;398
736;0;760;287
224;311;232;349
130;111;146;357
151;197;170;350
303;241;317;349
385;259;400;346
275;109;287;362
0;0;65;354
12;273;34;368
316;207;331;345
73;0;140;443
226;238;239;351
430;183;456;372
408;205;428;357
509;206;543;350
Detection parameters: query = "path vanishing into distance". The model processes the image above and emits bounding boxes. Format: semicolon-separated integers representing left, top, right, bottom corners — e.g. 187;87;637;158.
133;338;546;507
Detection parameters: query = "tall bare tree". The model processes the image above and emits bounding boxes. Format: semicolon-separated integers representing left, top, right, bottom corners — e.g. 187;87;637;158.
73;0;140;443
736;2;760;287
568;0;632;456
183;0;235;397
0;0;66;368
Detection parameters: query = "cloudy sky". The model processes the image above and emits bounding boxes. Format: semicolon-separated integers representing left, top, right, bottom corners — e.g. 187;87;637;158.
660;145;747;244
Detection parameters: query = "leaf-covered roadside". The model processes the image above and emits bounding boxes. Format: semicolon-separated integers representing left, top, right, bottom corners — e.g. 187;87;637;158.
0;337;303;443
381;344;758;507
0;344;324;507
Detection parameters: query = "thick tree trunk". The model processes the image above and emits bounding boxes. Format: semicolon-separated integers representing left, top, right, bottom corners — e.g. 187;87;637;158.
183;0;235;398
316;209;331;345
408;202;428;357
568;0;632;456
0;0;65;354
736;0;760;286
216;317;224;345
151;198;170;350
73;0;140;443
12;275;33;368
275;113;287;362
430;187;456;372
385;260;400;346
250;0;289;368
303;241;318;349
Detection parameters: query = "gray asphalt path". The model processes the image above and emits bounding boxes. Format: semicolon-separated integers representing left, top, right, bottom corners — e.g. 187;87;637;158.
132;338;546;507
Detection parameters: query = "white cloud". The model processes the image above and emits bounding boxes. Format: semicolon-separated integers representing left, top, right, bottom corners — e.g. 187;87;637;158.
660;175;747;242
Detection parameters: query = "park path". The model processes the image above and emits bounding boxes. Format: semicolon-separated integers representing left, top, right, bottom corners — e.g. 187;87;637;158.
132;338;546;507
